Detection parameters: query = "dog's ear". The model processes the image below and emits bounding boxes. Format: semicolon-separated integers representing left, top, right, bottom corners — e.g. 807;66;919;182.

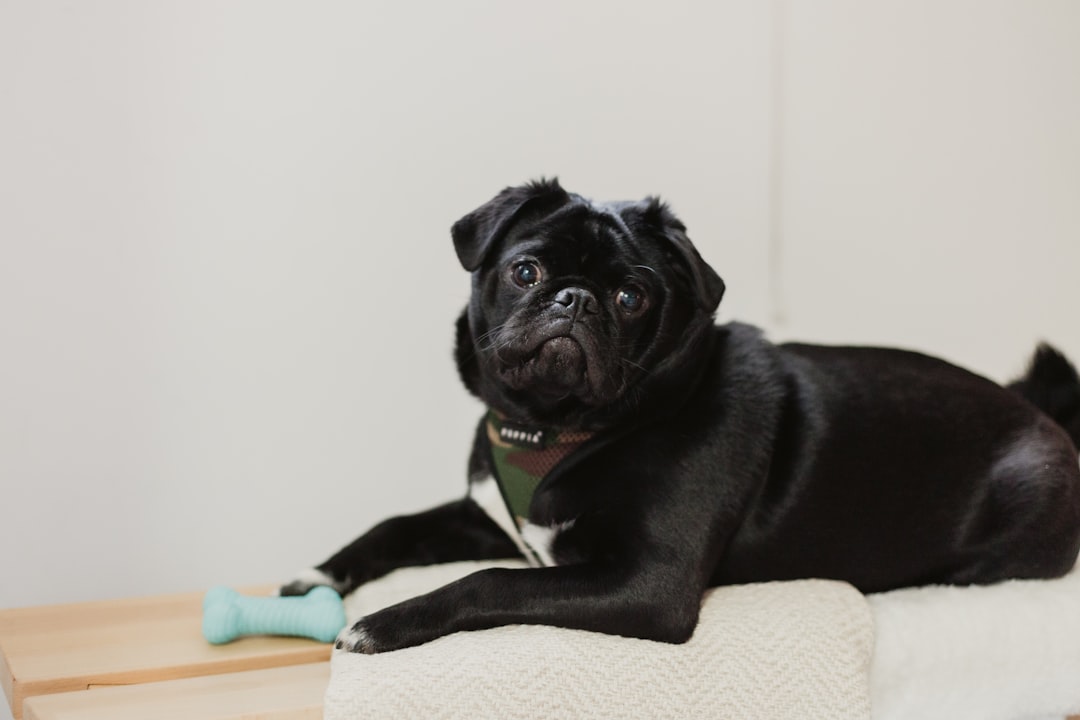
452;179;570;271
632;198;725;312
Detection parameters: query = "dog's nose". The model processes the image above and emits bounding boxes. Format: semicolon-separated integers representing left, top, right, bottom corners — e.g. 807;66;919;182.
554;287;599;316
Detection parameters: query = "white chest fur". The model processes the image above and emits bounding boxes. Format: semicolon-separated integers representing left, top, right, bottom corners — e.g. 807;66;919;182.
519;520;575;567
468;474;574;567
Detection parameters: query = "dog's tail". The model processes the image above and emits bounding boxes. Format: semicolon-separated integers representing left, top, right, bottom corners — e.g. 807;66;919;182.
1008;343;1080;450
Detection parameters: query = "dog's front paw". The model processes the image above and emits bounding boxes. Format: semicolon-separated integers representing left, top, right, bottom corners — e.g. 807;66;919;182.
334;596;455;653
334;602;441;654
336;618;378;654
276;567;343;597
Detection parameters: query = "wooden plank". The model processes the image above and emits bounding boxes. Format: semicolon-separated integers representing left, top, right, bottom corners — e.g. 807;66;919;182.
0;587;332;719
1;638;15;716
23;662;328;720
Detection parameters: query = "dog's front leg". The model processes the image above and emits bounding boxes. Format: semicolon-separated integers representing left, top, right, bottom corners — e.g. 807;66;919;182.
338;564;701;653
279;498;522;597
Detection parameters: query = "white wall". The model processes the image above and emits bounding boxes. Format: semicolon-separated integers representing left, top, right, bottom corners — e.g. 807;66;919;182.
0;0;772;616
0;0;1077;626
774;1;1080;380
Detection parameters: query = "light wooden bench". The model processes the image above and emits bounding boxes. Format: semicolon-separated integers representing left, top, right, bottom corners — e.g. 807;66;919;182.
0;587;331;720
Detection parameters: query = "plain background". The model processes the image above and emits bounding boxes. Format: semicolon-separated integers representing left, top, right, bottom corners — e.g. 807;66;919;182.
1;0;1078;641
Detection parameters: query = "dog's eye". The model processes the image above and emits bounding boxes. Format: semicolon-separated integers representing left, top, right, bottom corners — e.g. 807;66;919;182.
511;261;542;288
616;285;647;313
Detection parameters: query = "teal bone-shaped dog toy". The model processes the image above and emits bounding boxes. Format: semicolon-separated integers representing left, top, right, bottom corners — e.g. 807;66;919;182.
202;586;346;644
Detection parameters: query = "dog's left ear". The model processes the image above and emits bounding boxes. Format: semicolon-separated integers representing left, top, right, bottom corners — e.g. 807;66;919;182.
452;179;570;271
632;198;726;312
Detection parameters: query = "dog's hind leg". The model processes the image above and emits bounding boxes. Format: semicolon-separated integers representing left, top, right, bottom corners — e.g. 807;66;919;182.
951;422;1080;584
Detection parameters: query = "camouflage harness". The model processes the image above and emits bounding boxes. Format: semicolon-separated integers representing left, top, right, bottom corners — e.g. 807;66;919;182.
484;412;595;532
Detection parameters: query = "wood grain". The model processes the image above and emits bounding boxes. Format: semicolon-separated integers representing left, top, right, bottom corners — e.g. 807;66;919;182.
0;587;331;719
23;662;329;720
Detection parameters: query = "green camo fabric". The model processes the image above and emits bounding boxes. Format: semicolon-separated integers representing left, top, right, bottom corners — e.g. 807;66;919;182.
485;412;595;528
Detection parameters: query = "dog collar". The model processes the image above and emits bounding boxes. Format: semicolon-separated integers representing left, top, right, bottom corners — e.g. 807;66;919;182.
485;412;595;528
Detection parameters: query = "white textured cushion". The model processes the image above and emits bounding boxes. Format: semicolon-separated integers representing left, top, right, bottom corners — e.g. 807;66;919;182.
869;556;1080;720
326;556;1080;720
326;562;874;720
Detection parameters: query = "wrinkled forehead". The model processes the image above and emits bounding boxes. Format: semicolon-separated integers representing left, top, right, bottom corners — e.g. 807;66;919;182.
498;200;656;267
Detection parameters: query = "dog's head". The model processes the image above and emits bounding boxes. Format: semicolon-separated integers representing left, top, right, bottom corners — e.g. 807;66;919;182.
453;179;724;429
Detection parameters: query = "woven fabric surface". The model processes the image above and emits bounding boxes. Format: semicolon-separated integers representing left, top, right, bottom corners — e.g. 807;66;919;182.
326;562;874;720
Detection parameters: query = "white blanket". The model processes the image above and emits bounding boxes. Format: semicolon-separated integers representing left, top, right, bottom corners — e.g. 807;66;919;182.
869;557;1080;720
324;559;1080;720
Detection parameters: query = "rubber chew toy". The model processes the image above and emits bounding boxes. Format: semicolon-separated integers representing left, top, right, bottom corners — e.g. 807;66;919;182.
202;586;346;644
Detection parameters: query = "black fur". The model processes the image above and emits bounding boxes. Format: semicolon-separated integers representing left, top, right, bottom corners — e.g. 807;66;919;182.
1008;343;1080;449
284;180;1080;654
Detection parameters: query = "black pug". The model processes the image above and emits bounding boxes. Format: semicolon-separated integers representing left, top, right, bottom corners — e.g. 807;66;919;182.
282;179;1080;654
